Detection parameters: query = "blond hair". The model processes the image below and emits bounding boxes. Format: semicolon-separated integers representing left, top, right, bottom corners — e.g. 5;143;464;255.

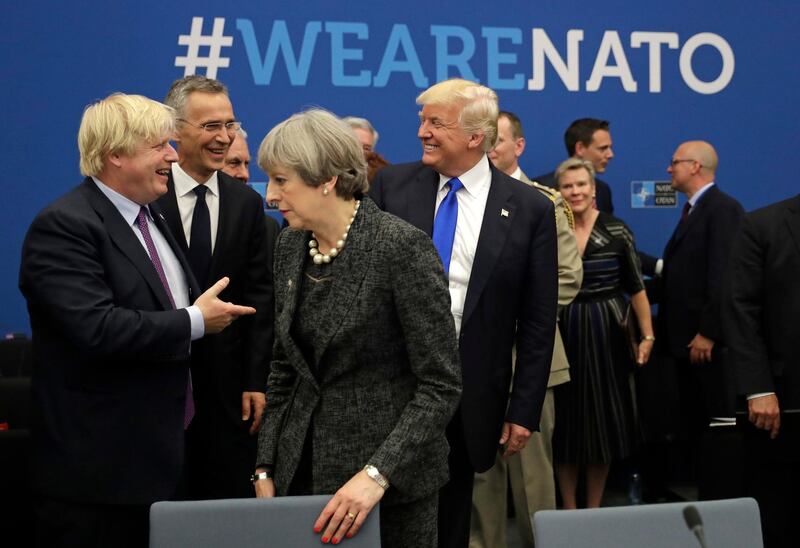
555;157;596;188
416;79;499;151
78;93;175;176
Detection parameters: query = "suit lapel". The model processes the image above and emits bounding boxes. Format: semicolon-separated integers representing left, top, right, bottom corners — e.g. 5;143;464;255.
664;185;717;259
276;235;319;388
150;201;201;300
209;174;233;280
82;180;174;310
160;175;189;254
462;166;515;325
784;195;800;258
408;168;439;236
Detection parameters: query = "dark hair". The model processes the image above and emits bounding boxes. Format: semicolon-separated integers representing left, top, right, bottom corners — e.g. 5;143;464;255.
498;111;524;140
564;118;610;156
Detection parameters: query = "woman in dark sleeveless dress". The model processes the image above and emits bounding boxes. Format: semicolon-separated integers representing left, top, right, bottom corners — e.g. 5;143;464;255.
553;158;655;508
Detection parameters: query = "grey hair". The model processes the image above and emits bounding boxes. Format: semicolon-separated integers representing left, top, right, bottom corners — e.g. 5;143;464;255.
164;75;228;117
342;116;379;147
257;109;369;199
237;127;248;140
555;157;596;188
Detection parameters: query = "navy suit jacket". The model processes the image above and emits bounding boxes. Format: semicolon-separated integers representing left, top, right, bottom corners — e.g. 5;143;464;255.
657;184;744;358
19;178;199;505
725;195;800;412
156;172;274;497
532;170;614;214
370;161;558;472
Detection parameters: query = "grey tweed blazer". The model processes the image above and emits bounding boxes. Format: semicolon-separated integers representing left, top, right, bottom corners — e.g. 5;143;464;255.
257;197;461;505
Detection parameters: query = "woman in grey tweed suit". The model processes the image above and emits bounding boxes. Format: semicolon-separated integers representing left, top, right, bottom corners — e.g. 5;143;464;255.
253;109;462;547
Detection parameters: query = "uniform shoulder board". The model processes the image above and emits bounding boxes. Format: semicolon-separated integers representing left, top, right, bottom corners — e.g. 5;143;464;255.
530;180;558;201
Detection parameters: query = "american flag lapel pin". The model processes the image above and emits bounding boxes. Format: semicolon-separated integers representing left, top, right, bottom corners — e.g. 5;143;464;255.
501;208;509;217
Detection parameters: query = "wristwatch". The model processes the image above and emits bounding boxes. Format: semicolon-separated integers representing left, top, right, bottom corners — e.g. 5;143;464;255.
250;470;273;483
363;465;389;490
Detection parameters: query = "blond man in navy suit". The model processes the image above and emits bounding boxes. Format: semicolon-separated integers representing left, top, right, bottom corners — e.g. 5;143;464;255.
20;93;254;547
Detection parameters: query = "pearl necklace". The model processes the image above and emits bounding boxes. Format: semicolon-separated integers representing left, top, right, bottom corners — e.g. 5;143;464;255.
309;200;360;265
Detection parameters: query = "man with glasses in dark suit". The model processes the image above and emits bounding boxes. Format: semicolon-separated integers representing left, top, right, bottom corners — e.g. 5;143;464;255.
158;76;274;500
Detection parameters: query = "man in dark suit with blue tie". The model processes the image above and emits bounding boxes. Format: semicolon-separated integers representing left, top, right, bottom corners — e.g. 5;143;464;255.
370;78;558;548
655;140;744;496
19;93;255;547
157;76;274;500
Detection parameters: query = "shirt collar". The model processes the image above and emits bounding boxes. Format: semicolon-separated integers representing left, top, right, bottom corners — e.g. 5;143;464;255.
172;162;219;198
689;181;715;207
92;176;147;226
510;166;522;181
438;155;491;197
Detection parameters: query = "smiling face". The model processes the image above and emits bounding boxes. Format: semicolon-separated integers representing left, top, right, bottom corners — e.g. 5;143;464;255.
111;136;179;205
576;129;614;173
558;167;596;215
175;91;236;182
418;102;478;178
265;165;325;231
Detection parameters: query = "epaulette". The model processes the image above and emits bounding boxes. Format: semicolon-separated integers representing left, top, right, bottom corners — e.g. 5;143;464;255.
530;180;558;201
530;180;575;230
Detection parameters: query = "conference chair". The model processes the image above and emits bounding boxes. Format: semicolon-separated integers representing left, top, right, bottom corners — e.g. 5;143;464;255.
150;495;381;548
533;497;762;548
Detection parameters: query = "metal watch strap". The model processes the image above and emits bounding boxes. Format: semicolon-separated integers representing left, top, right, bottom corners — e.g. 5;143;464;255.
363;464;389;490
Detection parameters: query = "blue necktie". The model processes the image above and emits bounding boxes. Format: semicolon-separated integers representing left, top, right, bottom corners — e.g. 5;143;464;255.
432;178;463;274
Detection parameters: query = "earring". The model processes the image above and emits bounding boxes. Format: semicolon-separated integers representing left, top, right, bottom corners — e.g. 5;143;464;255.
322;186;329;196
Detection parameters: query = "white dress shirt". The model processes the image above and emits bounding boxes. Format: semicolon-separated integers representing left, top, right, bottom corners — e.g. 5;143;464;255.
435;155;492;337
171;162;220;253
92;177;204;340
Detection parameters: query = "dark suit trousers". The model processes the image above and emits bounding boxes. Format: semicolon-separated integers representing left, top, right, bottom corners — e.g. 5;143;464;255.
185;415;257;499
742;421;799;548
35;497;149;548
438;412;475;548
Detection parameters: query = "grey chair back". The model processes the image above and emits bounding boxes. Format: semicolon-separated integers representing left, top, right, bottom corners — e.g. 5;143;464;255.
533;497;762;548
150;495;381;547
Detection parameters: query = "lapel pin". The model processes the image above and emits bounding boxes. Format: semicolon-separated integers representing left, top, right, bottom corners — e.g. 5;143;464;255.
501;209;509;217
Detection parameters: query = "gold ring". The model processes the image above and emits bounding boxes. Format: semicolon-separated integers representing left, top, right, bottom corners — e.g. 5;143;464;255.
346;512;356;520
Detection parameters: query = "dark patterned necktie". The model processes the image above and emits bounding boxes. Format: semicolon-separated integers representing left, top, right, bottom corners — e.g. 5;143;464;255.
680;202;692;223
136;207;195;429
189;185;212;288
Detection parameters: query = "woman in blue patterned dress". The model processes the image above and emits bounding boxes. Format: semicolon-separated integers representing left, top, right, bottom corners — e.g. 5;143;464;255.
553;158;655;508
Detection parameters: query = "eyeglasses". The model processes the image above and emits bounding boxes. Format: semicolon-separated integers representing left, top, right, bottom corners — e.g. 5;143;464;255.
177;118;242;134
669;158;697;167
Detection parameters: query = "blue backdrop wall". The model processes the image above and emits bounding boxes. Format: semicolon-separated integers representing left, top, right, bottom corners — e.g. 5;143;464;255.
3;1;799;333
